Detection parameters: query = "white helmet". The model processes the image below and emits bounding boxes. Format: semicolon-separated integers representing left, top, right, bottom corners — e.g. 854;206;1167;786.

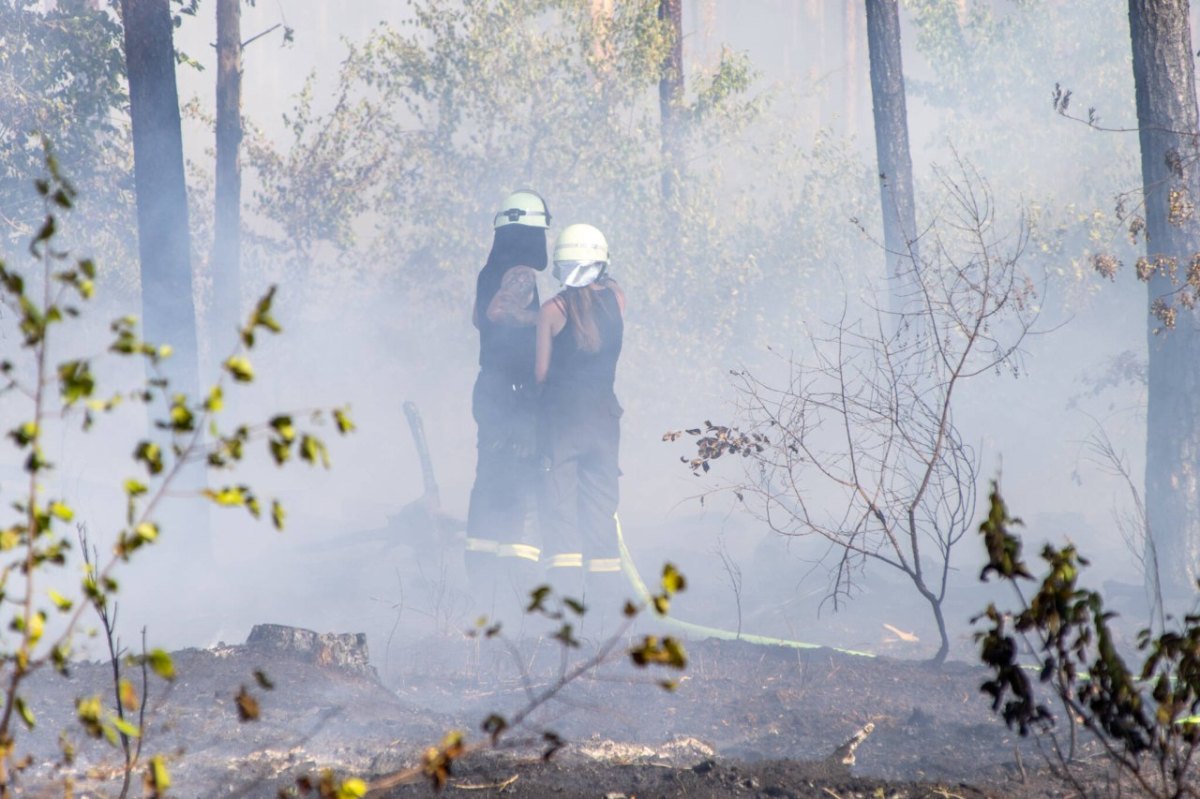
493;189;551;229
553;223;609;288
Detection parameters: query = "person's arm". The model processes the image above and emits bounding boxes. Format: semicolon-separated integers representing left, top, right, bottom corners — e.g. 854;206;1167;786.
487;266;538;326
536;298;567;384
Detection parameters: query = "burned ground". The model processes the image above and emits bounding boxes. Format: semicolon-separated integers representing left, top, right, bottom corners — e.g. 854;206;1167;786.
13;624;1123;798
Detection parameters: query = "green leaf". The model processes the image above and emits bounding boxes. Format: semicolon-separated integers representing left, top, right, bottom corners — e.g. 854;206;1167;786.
269;438;290;465
204;385;224;413
48;589;73;612
270;415;296;442
167;397;195;432
16;696;35;730
147;649;175;681
223;355;255;382
204;486;247;507
9;421;37;448
299;434;329;467
48;501;73;521
52;643;70;676
148;755;170;791
76;695;103;737
337;778;368;799
271;500;286;531
133;441;164;475
663;637;687;669
32;214;56;246
661;563;686;595
110;716;140;738
526;585;552;613
333;407;356;434
58;360;95;404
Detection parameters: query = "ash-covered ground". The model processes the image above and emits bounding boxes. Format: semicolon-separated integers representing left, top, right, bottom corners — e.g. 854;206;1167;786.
13;616;1128;799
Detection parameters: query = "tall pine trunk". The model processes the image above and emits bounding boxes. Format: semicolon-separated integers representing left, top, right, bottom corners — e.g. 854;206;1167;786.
120;0;199;394
212;0;242;347
120;0;210;571
865;0;919;313
1128;0;1200;604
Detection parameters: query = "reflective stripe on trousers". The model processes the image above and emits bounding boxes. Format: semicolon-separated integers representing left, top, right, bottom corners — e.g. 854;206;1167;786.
498;543;541;562
546;552;583;569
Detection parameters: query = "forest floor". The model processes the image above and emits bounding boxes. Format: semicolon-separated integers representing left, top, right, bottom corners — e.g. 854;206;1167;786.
14;621;1127;799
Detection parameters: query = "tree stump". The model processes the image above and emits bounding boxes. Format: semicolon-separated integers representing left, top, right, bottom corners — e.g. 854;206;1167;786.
245;624;376;679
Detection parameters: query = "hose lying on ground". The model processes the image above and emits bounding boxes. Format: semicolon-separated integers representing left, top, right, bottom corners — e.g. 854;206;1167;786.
614;513;876;658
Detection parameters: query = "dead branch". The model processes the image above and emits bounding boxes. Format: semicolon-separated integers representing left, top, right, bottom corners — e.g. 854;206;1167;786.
673;157;1043;663
827;721;875;768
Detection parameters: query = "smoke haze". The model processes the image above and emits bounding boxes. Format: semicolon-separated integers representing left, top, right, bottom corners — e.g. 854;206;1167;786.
0;0;1163;669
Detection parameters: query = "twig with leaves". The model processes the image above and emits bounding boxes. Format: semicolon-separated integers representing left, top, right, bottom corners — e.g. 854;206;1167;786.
350;564;689;794
975;482;1200;799
0;147;354;797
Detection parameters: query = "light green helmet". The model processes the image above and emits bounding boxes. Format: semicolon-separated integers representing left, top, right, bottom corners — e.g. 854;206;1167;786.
493;189;551;229
553;223;609;287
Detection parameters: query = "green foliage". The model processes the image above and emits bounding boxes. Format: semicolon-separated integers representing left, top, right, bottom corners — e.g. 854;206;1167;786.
243;0;876;407
0;152;353;794
975;482;1200;796
0;1;133;269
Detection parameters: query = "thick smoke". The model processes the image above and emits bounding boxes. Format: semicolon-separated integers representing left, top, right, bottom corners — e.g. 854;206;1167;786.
0;0;1156;669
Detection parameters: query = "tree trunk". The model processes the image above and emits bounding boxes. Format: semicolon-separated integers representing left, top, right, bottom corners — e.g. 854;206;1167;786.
658;0;684;212
120;0;210;567
865;0;919;313
212;0;242;347
1128;0;1200;603
120;0;199;394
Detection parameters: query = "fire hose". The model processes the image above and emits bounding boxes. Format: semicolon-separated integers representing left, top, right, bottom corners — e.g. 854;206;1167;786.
617;515;1200;726
615;510;1200;725
613;513;876;659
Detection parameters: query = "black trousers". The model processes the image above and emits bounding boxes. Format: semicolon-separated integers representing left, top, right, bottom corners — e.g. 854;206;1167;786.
539;388;622;572
466;371;539;559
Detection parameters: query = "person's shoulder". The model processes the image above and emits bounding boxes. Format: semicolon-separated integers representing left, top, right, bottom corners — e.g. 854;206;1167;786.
502;264;537;282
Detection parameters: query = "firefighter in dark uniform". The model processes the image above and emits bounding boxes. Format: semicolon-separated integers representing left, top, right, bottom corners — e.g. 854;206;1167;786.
535;223;625;614
467;189;551;615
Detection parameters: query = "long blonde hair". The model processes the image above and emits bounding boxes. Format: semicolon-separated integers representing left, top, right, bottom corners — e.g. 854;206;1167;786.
559;280;614;353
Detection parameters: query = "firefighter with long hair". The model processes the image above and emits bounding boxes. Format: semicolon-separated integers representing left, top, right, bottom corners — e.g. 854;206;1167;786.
535;224;626;612
467;190;551;614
